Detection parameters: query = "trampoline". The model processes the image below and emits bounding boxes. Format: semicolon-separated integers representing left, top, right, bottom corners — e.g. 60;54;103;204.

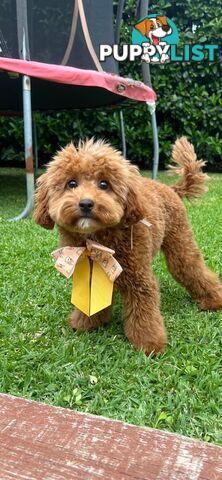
0;0;158;220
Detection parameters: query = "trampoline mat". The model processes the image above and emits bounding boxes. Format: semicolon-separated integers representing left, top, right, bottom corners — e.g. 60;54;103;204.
0;0;118;73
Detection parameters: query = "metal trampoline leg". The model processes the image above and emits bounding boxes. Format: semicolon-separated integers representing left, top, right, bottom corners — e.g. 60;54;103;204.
119;110;126;157
139;0;160;179
150;110;159;180
33;114;39;173
115;3;127;159
10;74;35;221
115;0;125;44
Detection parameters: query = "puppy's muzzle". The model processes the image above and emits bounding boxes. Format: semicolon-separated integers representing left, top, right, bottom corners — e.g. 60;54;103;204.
79;198;94;217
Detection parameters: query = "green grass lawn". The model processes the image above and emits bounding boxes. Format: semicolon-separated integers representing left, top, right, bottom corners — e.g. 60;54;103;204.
0;168;221;445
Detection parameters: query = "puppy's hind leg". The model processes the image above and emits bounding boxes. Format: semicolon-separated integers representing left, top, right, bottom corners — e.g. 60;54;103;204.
162;208;222;310
69;306;112;332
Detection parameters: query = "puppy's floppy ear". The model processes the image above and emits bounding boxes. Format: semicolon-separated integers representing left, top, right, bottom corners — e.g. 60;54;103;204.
134;18;151;36
33;173;54;229
124;167;146;225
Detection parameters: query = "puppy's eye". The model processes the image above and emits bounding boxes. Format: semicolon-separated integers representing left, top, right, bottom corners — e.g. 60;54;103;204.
67;179;78;189
98;180;109;190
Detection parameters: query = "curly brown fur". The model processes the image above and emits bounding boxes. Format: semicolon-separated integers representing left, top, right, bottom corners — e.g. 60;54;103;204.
33;138;222;354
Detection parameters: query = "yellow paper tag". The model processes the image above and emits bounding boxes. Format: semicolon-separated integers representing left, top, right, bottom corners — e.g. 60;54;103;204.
71;258;113;316
71;256;90;316
90;261;113;316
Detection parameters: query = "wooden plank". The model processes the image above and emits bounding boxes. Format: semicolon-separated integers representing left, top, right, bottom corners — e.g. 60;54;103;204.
0;393;221;480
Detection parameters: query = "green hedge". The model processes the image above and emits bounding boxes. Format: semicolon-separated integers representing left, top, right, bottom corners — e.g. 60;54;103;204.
0;0;221;169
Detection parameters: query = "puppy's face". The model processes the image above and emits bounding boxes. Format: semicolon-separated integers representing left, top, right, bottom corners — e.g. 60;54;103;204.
34;140;145;235
135;16;172;45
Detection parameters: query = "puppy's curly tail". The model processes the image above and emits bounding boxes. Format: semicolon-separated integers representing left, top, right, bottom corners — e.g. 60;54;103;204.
170;137;208;199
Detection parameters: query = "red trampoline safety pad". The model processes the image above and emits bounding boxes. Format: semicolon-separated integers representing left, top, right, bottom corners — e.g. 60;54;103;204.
0;57;156;105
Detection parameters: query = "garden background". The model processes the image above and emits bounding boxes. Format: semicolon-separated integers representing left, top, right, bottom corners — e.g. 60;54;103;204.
0;0;221;170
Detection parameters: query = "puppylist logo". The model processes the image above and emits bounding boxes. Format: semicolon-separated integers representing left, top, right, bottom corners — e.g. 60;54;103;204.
100;14;219;64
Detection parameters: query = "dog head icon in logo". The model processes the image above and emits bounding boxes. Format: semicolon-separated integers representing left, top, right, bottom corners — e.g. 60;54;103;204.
132;14;179;63
135;16;172;45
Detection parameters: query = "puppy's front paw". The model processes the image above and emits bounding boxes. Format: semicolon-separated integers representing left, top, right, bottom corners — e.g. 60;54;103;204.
160;53;170;63
134;337;166;356
196;291;222;311
69;307;112;332
125;326;167;355
69;310;93;331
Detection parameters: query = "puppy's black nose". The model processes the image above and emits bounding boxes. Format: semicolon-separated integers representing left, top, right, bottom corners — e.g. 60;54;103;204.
79;198;94;212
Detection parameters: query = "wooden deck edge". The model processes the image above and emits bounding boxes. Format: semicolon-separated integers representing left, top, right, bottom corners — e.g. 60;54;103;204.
0;393;221;480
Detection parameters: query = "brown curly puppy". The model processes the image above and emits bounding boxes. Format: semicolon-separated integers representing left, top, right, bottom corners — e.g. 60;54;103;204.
33;137;222;354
